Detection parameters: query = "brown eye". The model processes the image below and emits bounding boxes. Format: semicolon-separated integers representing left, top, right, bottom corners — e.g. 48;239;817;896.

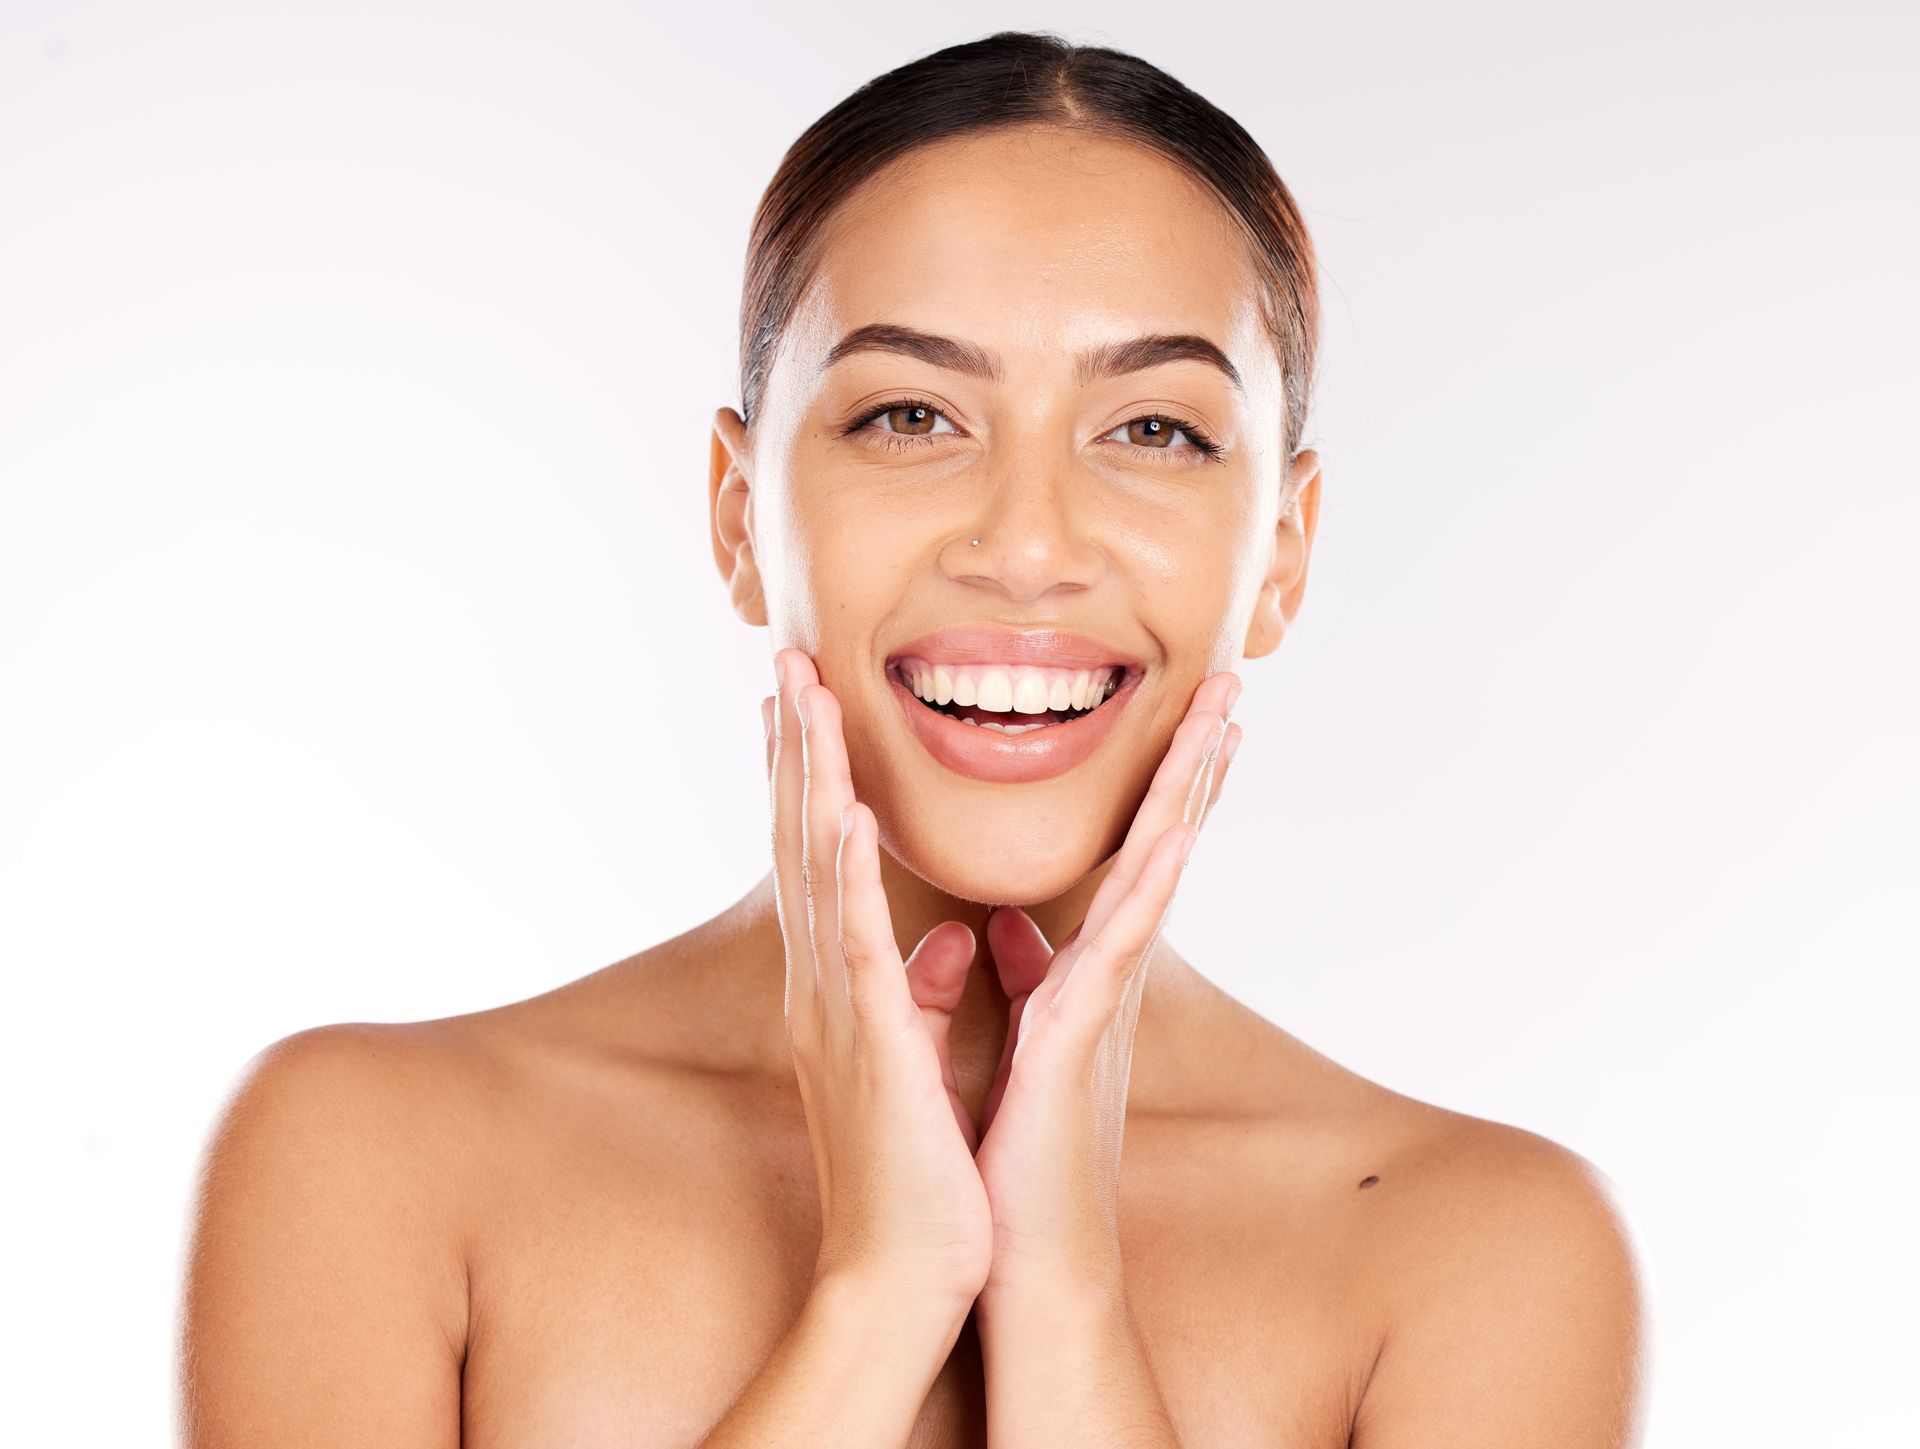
852;401;958;444
885;404;938;435
1101;413;1222;460
1126;417;1176;448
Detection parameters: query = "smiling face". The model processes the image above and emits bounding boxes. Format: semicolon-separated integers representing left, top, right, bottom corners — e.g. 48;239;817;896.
711;124;1320;905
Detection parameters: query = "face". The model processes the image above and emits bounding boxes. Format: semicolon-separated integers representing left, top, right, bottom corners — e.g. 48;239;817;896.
711;125;1320;905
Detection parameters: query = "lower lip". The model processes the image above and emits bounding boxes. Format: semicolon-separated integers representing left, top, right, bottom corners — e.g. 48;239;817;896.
887;668;1140;784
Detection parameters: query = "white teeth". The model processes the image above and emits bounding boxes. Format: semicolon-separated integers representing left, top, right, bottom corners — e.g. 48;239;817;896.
978;718;1046;734
975;669;1014;713
894;657;1126;720
1012;672;1050;715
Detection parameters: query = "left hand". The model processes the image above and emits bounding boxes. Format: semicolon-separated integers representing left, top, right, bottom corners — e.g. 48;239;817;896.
971;672;1244;1296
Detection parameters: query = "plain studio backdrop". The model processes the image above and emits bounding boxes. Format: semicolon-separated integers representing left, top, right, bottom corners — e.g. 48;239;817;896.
2;2;1914;1442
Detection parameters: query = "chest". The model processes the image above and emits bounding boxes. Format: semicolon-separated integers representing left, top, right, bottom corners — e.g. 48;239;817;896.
456;1112;1376;1447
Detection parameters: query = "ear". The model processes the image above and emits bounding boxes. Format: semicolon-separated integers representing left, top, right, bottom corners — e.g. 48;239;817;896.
708;406;768;627
1242;448;1322;659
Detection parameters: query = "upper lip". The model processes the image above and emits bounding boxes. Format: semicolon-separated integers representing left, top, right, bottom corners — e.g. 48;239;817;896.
884;624;1144;673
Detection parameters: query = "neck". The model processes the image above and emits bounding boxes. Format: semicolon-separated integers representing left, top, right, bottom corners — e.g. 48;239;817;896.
727;845;1196;1119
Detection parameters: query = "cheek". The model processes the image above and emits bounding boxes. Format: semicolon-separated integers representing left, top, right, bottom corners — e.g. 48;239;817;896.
1112;500;1255;661
760;487;925;673
800;507;921;626
757;485;872;642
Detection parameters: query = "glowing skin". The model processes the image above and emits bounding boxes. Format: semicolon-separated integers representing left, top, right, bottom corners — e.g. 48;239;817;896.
711;124;1321;911
180;121;1643;1449
702;129;1323;1440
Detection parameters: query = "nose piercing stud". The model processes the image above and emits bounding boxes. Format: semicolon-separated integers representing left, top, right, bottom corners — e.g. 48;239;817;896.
970;538;981;547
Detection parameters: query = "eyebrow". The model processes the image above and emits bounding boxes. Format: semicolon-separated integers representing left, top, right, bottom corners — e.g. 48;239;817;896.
823;322;1243;393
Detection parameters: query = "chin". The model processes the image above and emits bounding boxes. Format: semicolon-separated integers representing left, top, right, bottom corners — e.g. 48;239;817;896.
876;804;1126;907
833;621;1170;903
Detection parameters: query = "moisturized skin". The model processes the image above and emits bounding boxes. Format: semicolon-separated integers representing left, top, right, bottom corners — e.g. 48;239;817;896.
730;126;1288;911
179;127;1646;1448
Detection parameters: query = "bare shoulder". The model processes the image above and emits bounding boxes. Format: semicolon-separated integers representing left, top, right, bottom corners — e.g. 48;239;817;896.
178;902;786;1446
1348;1100;1648;1447
209;1013;499;1139
1167;982;1651;1449
179;1017;501;1447
191;1018;465;1219
1201;1000;1648;1448
192;1013;513;1227
187;936;712;1226
1353;1094;1646;1326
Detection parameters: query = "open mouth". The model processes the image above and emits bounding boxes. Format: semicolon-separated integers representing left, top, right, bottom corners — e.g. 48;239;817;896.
885;656;1129;735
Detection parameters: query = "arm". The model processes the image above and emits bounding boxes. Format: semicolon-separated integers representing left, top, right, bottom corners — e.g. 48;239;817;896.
718;654;997;1445
969;680;1245;1446
697;1273;970;1447
178;1024;468;1449
181;1023;970;1449
975;1269;1178;1446
1351;1133;1649;1448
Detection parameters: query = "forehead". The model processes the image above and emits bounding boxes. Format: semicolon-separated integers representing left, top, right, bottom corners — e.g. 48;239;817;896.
789;126;1267;372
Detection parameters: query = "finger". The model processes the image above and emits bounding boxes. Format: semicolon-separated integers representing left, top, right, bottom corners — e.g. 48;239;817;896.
903;919;976;1015
833;798;920;1037
903;920;978;1144
769;651;821;1024
1195;721;1242;832
1181;715;1227;832
978;907;1053;1136
1049;820;1195;1031
978;987;1031;1138
1091;668;1237;897
985;907;1053;998
799;679;865;1027
1018;917;1083;1021
1080;703;1227;944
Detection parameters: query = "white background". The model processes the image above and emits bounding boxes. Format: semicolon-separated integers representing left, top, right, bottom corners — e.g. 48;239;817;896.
3;2;1914;1442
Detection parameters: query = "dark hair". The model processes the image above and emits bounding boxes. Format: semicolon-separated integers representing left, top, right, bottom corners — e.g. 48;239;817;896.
738;30;1320;464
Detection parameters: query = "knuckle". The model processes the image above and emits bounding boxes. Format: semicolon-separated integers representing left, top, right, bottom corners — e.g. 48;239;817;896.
838;927;877;976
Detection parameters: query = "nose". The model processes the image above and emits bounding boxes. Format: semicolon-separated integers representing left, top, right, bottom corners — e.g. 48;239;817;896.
940;466;1107;604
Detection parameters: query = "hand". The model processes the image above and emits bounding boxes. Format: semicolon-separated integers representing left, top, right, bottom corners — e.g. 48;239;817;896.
764;647;994;1315
971;672;1244;1296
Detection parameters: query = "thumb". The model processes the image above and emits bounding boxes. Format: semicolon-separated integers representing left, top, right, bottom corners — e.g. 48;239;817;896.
903;920;977;1143
977;907;1054;1138
903;919;974;1013
985;907;1053;997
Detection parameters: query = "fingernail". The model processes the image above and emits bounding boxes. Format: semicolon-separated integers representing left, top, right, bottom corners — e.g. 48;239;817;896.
1180;825;1198;866
839;804;853;841
1220;726;1243;768
796;686;811;729
761;694;775;740
1206;718;1228;760
1222;678;1243;717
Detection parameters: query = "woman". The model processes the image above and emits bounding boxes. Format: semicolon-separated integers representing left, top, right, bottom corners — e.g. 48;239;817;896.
179;31;1645;1447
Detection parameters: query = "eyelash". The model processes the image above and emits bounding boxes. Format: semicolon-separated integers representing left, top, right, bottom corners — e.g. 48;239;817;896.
842;397;1225;462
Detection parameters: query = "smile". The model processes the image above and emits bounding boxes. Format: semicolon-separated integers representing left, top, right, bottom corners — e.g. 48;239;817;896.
887;658;1125;734
882;627;1144;784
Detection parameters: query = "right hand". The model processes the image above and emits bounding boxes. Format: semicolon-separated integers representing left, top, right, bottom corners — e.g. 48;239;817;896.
765;647;994;1314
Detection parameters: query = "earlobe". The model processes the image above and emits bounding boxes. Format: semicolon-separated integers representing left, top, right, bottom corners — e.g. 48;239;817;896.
1241;449;1322;659
708;406;768;627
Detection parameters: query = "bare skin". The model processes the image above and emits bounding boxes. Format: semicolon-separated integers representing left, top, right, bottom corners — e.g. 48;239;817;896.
180;126;1645;1446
